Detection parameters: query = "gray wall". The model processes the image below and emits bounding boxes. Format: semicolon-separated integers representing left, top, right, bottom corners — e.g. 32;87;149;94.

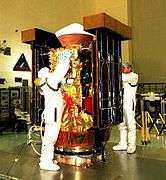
129;0;166;83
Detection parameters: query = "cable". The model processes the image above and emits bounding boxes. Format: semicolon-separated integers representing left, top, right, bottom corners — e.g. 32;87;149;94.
27;124;43;156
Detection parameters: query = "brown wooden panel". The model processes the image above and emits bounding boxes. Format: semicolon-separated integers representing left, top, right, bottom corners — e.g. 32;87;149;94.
83;13;131;40
21;29;36;43
21;28;61;48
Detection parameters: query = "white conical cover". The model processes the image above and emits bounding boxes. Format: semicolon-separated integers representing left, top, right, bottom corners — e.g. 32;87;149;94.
55;23;94;37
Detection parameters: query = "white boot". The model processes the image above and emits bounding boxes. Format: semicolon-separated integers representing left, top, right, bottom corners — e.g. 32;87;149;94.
39;162;60;171
127;144;136;154
40;143;60;171
113;143;127;151
113;128;127;151
127;125;136;154
40;145;60;171
40;126;60;171
39;122;61;171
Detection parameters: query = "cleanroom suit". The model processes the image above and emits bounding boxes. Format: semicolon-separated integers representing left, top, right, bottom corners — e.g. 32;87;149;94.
113;70;138;154
38;50;71;171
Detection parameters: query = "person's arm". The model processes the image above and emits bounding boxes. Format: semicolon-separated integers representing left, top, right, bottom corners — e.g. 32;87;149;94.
122;72;138;85
47;59;70;88
47;49;72;88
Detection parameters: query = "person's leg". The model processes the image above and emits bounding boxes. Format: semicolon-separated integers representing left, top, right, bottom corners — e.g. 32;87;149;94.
113;113;127;151
125;100;136;154
127;117;136;153
39;122;60;171
40;95;64;171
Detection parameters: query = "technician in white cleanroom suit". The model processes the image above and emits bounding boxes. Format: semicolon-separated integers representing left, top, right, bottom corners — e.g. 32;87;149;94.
113;63;138;154
37;50;72;171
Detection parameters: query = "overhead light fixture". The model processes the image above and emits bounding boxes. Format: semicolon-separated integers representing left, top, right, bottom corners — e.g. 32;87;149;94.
0;40;11;56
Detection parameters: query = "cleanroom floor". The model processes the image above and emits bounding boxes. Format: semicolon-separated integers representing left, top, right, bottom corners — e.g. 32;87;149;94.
0;127;166;180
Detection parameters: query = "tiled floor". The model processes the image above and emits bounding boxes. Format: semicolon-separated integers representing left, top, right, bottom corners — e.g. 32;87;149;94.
0;127;166;180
